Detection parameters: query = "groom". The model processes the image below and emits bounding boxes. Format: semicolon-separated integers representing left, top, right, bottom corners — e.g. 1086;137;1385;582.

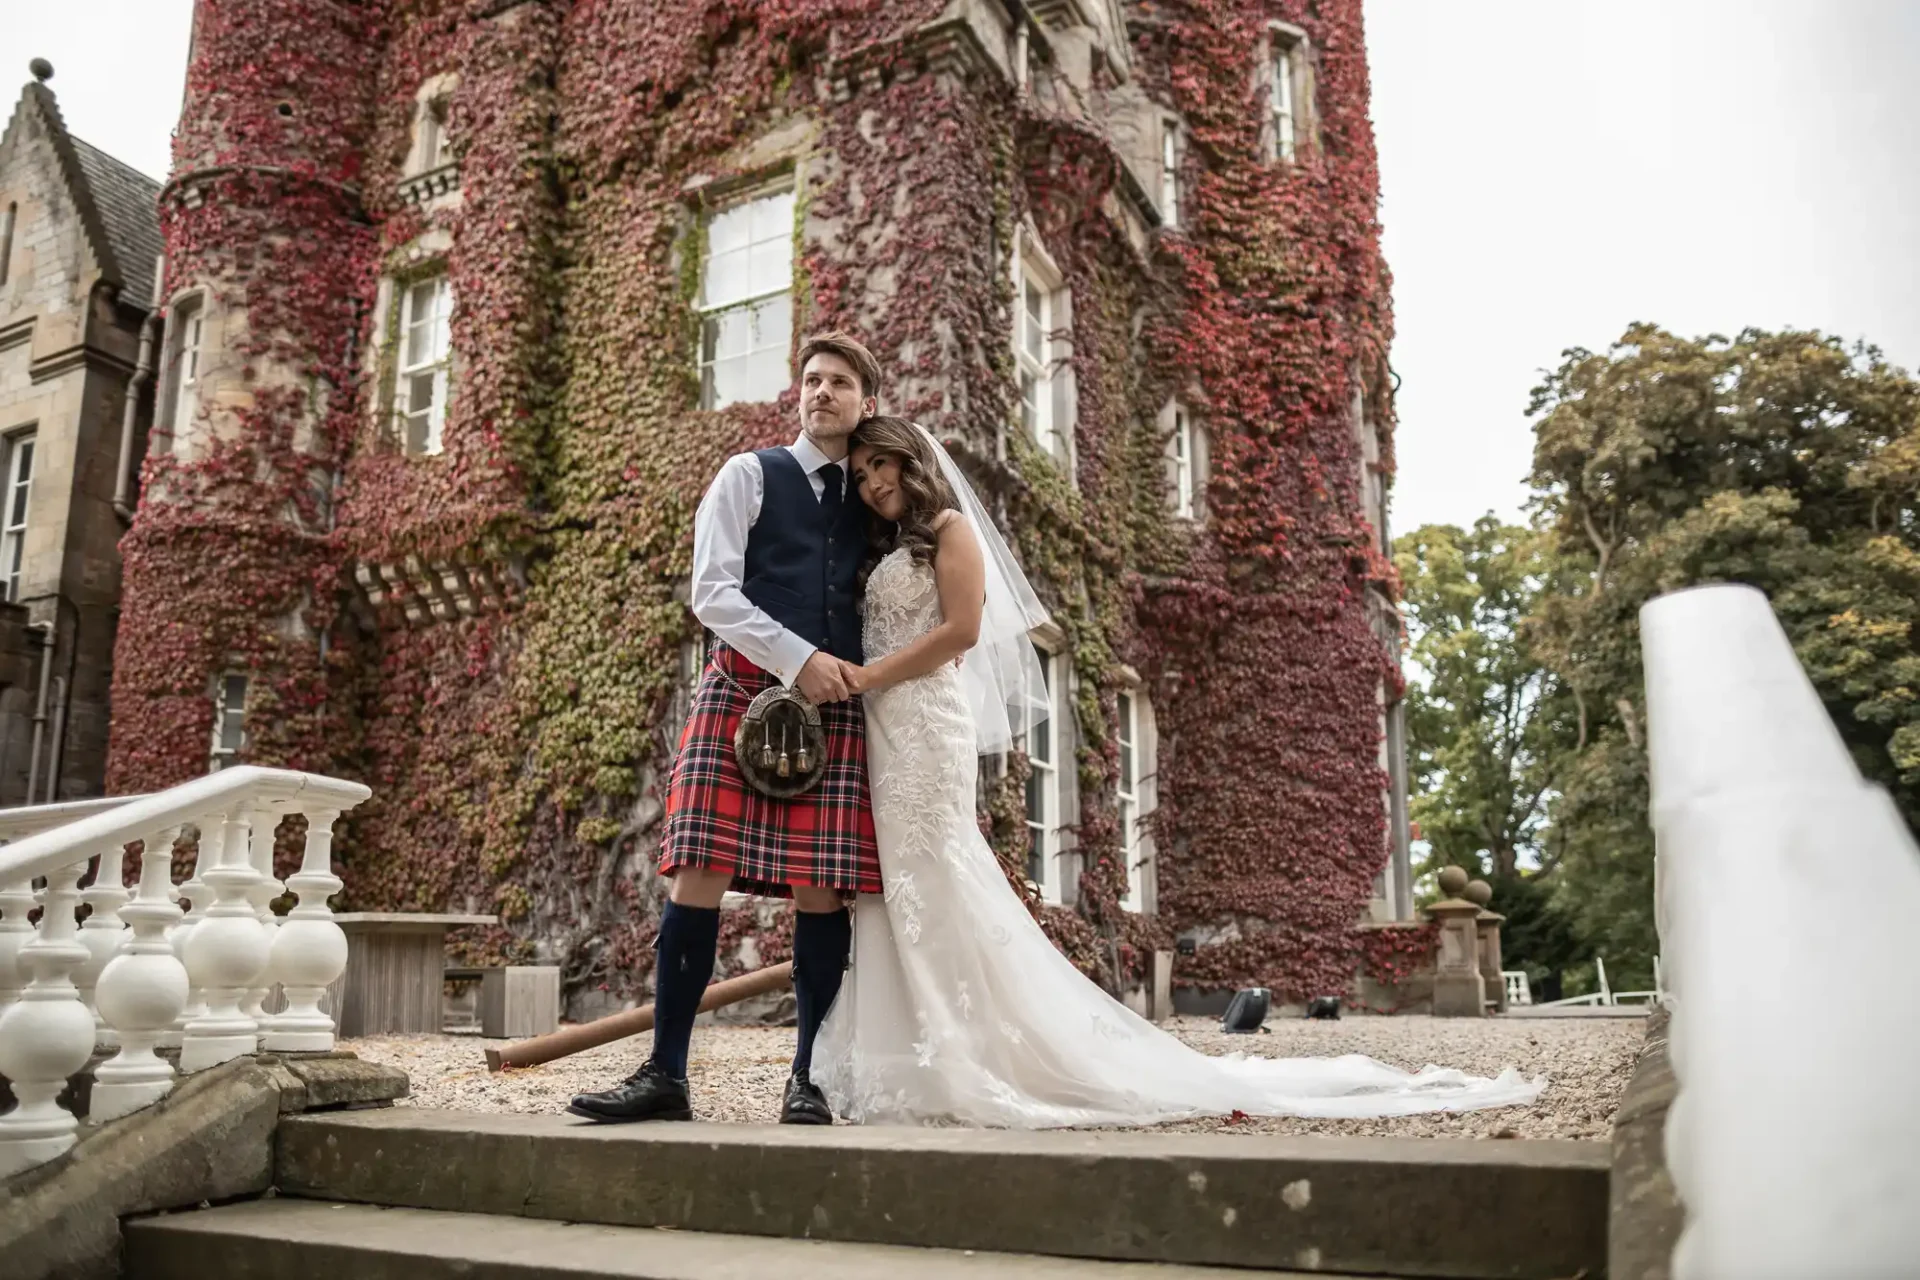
567;331;884;1126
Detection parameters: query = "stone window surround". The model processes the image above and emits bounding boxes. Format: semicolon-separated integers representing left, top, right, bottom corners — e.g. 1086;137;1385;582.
153;287;212;454
1159;395;1208;521
1158;114;1182;230
398;73;461;210
1350;363;1386;551
365;232;457;458
208;670;248;772
0;201;15;289
0;426;34;605
1260;21;1318;164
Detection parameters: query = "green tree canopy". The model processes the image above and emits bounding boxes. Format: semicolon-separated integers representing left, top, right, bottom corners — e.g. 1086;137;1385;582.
1524;323;1920;983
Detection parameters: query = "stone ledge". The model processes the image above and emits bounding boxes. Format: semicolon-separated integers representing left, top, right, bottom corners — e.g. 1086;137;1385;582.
262;1052;412;1112
1609;1005;1680;1280
0;1052;410;1280
280;1109;1610;1278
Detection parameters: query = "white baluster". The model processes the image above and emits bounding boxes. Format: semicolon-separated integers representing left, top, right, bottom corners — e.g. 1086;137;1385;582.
180;807;270;1072
75;842;133;1049
0;860;96;1177
0;872;35;1008
92;828;189;1121
165;825;210;1050
241;807;284;1026
262;809;346;1053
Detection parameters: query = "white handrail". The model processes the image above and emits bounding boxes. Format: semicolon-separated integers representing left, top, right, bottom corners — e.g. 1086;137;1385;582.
0;765;373;1178
0;794;148;841
0;766;366;888
1642;583;1920;1277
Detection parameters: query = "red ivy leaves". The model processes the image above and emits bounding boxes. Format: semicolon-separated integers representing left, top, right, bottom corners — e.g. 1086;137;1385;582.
115;0;1397;1006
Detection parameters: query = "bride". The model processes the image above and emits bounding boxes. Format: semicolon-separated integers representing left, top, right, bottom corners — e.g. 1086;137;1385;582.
811;416;1545;1128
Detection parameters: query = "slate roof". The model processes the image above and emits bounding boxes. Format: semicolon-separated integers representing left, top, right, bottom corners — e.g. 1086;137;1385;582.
7;79;165;311
68;136;163;310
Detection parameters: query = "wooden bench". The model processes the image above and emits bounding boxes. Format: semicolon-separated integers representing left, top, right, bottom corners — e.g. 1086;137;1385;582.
324;913;497;1038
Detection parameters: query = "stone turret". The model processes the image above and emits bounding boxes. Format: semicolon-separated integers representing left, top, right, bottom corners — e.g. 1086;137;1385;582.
109;1;380;791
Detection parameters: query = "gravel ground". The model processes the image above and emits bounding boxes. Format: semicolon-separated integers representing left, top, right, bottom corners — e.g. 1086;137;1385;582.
343;1012;1641;1141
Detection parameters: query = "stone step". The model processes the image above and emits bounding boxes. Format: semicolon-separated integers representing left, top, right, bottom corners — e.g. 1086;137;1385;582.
124;1199;1337;1279
276;1109;1609;1279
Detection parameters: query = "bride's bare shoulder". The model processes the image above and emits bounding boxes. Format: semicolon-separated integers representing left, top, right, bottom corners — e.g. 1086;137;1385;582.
931;508;965;533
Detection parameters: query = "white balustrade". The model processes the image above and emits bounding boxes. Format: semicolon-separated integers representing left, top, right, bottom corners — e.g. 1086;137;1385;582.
91;828;188;1121
261;809;348;1052
241;804;287;1029
1641;584;1920;1278
75;841;133;1049
168;825;211;1049
0;766;370;1178
0;876;33;1008
180;805;273;1073
0;860;96;1177
0;799;130;1015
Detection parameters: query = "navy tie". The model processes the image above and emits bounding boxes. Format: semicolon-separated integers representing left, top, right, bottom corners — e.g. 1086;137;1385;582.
820;463;843;515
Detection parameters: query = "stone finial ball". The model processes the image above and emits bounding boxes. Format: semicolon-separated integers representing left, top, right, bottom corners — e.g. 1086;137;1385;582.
1436;866;1470;897
30;59;54;83
1464;878;1493;907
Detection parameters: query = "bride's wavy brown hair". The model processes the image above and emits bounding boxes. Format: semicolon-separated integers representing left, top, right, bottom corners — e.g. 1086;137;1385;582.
850;416;960;590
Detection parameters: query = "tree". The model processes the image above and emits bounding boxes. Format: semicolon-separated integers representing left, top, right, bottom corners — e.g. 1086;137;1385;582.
1393;517;1581;981
1526;324;1920;988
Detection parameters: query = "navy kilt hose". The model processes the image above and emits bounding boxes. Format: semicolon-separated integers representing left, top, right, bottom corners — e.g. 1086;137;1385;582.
660;644;881;897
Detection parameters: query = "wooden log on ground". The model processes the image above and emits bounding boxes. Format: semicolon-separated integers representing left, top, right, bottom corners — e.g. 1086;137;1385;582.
483;961;794;1072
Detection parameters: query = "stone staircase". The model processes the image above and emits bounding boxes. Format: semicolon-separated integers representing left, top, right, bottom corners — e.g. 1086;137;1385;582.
119;1106;1609;1278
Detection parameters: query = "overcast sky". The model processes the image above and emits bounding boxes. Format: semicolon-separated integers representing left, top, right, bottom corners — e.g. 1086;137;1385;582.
1369;0;1920;532
15;1;1919;536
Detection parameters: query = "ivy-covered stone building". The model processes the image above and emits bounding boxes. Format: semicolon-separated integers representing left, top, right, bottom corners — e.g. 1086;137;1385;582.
113;0;1411;1017
0;65;162;809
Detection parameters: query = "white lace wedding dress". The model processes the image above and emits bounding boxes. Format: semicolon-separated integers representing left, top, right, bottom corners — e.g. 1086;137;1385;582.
812;547;1546;1128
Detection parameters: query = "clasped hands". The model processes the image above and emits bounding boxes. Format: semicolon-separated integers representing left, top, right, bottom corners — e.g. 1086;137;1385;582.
796;649;964;705
797;651;867;704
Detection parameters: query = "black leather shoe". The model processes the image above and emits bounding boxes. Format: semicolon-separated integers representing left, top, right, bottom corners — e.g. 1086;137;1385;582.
565;1061;693;1123
780;1068;833;1125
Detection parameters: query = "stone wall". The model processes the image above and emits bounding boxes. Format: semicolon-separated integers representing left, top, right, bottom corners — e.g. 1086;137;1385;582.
0;82;151;805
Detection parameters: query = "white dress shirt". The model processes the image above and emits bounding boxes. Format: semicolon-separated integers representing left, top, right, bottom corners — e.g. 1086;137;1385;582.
690;433;851;688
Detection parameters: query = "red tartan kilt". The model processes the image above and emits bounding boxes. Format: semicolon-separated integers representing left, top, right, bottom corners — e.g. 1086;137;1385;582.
660;645;881;897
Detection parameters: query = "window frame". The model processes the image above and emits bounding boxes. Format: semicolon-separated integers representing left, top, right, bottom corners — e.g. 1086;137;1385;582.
0;430;34;604
695;184;798;412
1024;649;1067;904
1116;689;1141;909
1012;224;1074;472
1016;270;1053;452
209;672;249;772
174;306;205;432
1170;403;1194;518
158;290;210;448
1270;43;1297;161
0;202;15;289
1264;23;1314;164
1161;397;1205;520
1160;118;1181;229
394;271;454;456
414;96;452;175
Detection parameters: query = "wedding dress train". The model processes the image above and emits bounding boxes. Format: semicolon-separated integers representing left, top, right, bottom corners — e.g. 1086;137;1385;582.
812;547;1545;1128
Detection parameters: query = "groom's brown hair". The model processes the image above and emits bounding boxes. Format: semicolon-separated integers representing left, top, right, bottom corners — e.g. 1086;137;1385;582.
797;331;882;400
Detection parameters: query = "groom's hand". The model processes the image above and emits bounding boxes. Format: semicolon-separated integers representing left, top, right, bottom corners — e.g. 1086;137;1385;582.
797;651;849;704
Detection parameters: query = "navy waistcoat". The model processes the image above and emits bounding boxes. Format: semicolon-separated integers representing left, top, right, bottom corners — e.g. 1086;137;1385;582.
741;447;866;664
